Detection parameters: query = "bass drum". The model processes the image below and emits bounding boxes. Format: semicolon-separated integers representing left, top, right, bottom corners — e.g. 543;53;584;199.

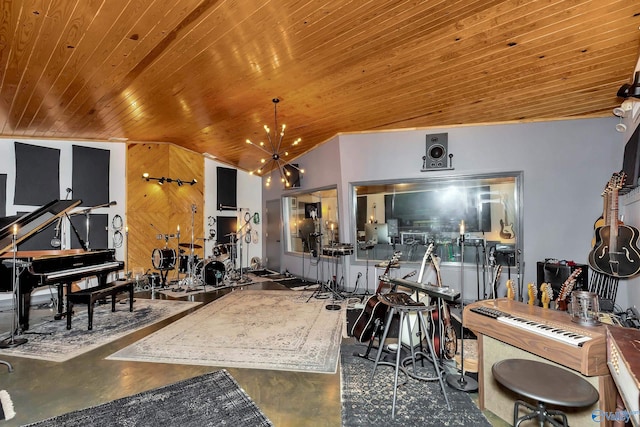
201;260;226;286
152;248;176;270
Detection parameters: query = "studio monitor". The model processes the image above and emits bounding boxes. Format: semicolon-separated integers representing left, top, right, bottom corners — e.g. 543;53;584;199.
423;133;448;170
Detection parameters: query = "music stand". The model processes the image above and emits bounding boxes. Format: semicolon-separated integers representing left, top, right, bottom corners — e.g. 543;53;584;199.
446;225;477;392
0;227;27;354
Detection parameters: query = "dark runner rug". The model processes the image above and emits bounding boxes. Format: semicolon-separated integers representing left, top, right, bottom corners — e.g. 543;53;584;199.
23;369;273;427
341;343;492;426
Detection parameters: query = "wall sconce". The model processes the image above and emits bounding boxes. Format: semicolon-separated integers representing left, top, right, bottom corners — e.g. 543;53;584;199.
142;173;197;186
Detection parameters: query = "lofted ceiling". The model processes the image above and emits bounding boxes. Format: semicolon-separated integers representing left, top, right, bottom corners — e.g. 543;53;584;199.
1;0;639;173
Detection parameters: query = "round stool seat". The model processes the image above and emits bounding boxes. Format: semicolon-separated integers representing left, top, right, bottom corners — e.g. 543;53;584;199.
492;359;599;408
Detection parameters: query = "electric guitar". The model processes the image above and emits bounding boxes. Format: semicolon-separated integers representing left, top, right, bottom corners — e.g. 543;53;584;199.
527;283;537;305
351;251;402;342
499;196;515;240
555;267;582;311
590;172;640;277
541;283;553;309
430;254;457;359
506;279;515;300
492;264;503;299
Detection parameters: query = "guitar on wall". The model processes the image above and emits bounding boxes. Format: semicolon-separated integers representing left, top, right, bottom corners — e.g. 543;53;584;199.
555;268;582;311
429;254;457;359
499;196;515;240
589;172;640;278
351;251;403;342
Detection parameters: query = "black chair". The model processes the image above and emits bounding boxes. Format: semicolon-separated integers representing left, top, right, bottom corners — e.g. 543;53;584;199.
492;358;599;426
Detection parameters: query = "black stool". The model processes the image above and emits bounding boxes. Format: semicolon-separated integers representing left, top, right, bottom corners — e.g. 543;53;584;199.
492;358;599;426
370;292;450;418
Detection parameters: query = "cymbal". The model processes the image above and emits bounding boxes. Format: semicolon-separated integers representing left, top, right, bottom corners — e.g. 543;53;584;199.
178;243;202;249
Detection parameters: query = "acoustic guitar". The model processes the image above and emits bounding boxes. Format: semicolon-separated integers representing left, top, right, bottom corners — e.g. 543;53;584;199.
555;267;582;311
350;251;402;342
430;254;457;359
589;172;640;278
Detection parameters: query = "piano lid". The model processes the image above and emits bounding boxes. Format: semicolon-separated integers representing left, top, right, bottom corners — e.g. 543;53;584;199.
0;199;81;256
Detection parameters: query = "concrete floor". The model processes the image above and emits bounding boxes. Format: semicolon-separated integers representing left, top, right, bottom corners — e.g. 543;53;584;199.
0;279;509;426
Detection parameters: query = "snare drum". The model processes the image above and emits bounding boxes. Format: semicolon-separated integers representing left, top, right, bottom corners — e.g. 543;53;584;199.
201;260;226;286
151;248;176;270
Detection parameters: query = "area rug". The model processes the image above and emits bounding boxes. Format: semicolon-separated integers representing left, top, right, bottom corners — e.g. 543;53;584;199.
107;289;344;373
23;369;273;427
341;343;492;426
0;299;201;362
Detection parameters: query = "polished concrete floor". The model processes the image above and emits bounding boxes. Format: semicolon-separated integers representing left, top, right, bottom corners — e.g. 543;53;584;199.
0;279;509;426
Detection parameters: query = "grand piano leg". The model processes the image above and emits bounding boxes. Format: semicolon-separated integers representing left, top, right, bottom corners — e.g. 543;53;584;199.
54;284;64;320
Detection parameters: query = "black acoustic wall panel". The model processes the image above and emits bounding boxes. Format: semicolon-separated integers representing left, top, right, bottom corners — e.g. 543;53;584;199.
0;174;6;217
72;145;110;206
14;142;60;205
216;216;237;245
217;167;237;210
15;211;57;251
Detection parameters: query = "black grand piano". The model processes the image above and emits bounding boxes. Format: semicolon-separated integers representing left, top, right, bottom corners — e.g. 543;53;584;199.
0;200;124;331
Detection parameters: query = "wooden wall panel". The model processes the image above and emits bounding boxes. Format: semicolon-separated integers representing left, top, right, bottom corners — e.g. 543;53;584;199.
126;143;204;277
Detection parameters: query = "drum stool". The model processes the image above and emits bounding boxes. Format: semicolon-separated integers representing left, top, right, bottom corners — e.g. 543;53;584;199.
492;358;599;426
370;292;450;418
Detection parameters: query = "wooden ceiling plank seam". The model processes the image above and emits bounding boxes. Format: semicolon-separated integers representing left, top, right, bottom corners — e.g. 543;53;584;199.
0;0;48;135
289;8;639;113
13;0;93;134
59;0;234;138
69;0;510;139
44;0;179;136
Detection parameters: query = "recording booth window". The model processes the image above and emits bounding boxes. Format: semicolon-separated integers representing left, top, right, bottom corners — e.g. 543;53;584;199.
282;187;339;256
351;172;522;264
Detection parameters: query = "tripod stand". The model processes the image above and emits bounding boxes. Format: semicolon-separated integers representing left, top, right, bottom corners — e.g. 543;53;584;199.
0;228;27;361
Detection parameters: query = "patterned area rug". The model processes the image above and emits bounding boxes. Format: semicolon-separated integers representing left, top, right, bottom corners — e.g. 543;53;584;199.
108;289;344;373
341;343;492;426
0;299;201;362
23;369;273;427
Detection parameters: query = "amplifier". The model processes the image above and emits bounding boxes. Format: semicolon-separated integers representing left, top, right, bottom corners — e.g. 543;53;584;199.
536;261;588;301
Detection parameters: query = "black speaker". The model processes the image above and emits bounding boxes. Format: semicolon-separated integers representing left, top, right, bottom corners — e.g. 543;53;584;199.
423;133;448;170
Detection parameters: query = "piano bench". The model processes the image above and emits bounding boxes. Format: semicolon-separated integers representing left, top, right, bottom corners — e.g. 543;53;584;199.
492;358;599;427
66;279;136;330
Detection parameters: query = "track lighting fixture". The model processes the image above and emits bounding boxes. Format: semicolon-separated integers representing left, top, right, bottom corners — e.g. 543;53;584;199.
142;173;197;186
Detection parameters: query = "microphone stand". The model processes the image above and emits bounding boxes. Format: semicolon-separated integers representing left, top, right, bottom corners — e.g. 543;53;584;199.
0;227;27;353
446;226;478;392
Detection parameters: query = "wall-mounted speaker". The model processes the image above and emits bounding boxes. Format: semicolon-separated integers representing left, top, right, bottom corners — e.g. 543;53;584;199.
423;133;448;170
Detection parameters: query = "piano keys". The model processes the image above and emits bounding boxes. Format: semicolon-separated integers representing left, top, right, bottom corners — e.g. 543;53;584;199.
465;298;617;426
0;200;124;331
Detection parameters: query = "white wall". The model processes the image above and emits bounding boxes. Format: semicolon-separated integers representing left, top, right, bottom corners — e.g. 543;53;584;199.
204;158;263;267
265;118;627;305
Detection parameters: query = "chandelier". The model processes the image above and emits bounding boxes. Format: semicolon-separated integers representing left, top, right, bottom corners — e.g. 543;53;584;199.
246;98;304;188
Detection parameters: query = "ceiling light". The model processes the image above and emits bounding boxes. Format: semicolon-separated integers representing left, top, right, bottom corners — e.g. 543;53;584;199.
246;98;304;188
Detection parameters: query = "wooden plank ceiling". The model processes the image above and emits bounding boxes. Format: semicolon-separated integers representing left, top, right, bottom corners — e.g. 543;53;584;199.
0;0;639;173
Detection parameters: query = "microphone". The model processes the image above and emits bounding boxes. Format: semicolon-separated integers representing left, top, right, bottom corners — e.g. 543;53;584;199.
65;188;72;194
50;237;61;248
109;201;117;206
